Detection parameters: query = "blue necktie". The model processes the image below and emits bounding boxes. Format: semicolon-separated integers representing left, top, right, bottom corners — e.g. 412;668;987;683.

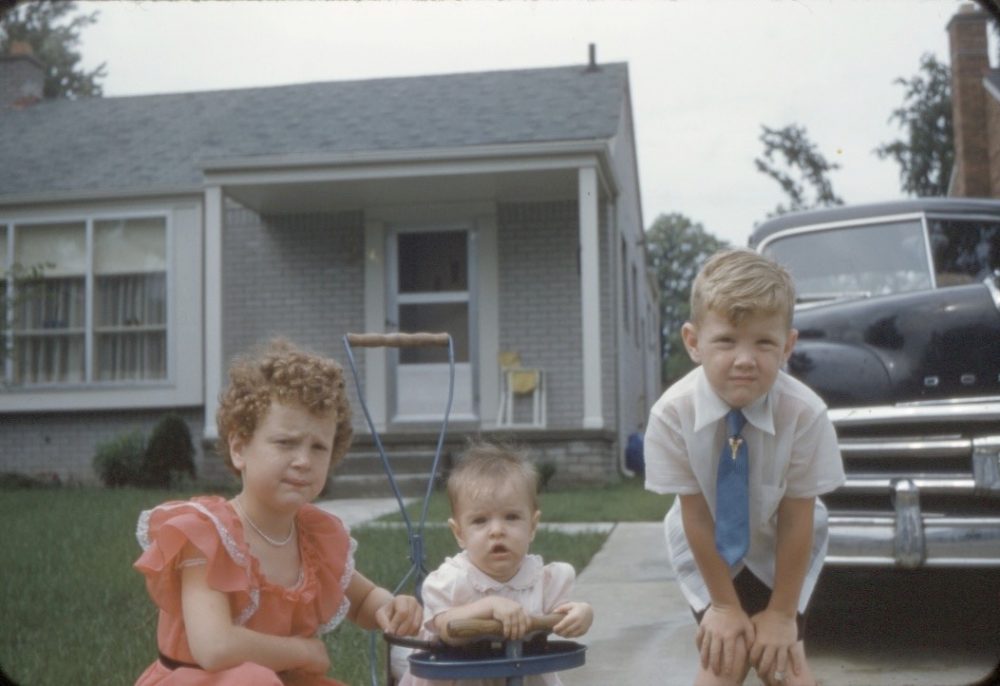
715;409;749;566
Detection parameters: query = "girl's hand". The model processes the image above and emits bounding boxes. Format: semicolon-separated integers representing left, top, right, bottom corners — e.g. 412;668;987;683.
695;604;755;677
551;601;594;638
489;597;530;640
749;608;800;682
376;594;423;637
298;637;331;675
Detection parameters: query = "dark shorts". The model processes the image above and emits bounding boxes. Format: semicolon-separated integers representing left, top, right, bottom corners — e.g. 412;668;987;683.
691;568;807;640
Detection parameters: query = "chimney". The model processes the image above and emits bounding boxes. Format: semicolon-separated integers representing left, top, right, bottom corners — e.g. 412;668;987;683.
0;41;45;110
586;43;599;72
947;4;990;197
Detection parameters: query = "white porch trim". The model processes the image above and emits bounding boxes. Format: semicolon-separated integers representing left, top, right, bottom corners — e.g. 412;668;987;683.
361;217;388;431
203;185;223;440
579;166;604;429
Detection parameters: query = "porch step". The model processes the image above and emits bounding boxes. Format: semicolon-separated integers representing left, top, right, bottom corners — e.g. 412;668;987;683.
324;449;445;498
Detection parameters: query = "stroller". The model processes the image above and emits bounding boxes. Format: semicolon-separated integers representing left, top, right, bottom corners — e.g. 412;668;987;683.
342;332;587;686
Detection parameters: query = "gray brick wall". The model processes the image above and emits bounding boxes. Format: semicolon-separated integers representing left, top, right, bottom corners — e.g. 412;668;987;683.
221;203;369;430
0;408;205;484
497;201;582;428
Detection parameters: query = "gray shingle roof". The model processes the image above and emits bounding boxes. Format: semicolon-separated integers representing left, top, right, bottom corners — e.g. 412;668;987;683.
0;63;627;202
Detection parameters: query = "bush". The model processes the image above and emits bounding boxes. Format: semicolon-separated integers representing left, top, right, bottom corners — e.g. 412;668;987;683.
92;430;147;487
144;413;196;488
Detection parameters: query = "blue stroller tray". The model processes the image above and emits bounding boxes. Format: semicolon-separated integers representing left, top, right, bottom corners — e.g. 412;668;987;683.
407;640;586;680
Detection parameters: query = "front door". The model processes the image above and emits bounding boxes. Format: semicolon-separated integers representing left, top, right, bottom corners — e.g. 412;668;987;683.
388;227;476;422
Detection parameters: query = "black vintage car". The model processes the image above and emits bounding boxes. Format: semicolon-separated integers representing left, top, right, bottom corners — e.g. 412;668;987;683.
751;198;1000;568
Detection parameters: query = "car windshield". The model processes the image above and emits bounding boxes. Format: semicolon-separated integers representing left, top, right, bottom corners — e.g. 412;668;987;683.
762;219;932;302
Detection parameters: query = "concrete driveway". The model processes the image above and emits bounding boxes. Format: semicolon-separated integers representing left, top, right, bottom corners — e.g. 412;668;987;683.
567;523;999;686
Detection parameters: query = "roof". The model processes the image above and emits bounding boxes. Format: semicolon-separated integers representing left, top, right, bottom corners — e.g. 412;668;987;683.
0;62;628;203
749;197;1000;248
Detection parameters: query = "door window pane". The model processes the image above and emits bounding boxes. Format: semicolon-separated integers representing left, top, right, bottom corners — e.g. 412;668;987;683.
928;217;1000;287
399;303;469;363
398;232;467;292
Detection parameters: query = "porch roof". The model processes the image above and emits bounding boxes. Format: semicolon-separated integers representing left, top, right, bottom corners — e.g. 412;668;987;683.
0;62;628;205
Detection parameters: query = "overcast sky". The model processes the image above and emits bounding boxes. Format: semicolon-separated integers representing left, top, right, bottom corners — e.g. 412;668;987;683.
77;0;979;247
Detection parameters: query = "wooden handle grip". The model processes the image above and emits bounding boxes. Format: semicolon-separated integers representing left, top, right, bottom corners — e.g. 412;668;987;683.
446;613;563;639
345;332;451;348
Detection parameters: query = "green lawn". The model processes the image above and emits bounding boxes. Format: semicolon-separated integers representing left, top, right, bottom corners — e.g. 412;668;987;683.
0;487;615;686
382;477;672;525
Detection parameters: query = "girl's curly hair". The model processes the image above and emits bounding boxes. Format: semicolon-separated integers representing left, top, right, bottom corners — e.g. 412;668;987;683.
215;339;353;474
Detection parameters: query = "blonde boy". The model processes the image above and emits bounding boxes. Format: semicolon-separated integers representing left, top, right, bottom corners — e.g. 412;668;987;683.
644;249;845;686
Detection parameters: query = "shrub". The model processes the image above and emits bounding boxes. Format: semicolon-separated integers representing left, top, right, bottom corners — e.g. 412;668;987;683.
537;462;557;491
144;413;196;488
93;430;147;487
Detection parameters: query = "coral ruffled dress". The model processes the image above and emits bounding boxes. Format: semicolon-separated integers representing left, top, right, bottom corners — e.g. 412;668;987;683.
134;496;355;686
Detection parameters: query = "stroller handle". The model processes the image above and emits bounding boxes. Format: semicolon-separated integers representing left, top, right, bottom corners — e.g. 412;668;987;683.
447;613;564;639
346;332;451;348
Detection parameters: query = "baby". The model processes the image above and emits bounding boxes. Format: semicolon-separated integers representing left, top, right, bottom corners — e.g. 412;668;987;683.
397;441;593;686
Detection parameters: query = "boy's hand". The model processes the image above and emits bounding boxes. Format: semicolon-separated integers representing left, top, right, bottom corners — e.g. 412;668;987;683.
749;608;800;682
488;596;530;640
376;594;423;637
696;604;755;676
551;601;594;638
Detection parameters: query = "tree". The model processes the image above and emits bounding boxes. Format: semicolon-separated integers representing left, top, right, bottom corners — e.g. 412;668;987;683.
0;0;105;99
874;54;953;197
644;213;729;387
754;124;843;217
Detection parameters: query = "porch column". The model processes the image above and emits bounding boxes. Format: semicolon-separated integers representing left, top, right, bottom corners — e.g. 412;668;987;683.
362;218;387;430
579;166;604;429
203;185;223;440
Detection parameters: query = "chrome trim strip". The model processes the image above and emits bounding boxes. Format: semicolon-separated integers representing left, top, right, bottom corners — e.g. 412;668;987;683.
829;402;1000;426
841;476;976;493
839;438;971;457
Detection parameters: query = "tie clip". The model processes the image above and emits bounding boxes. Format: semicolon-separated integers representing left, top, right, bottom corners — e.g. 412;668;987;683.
728;437;743;461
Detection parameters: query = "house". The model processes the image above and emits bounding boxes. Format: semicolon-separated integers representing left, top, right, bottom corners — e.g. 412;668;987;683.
948;3;1000;198
0;47;660;488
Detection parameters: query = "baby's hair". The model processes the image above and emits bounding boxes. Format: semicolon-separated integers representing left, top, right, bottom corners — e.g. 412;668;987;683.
215;338;353;474
447;441;540;514
690;248;796;327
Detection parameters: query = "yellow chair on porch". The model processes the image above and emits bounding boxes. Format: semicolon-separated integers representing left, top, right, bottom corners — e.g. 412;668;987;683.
496;351;546;428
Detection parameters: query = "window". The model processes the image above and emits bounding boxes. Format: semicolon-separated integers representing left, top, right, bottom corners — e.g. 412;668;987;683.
928;217;1000;287
3;216;167;386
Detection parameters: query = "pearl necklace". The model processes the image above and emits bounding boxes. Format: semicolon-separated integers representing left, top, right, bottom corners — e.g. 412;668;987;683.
233;497;296;547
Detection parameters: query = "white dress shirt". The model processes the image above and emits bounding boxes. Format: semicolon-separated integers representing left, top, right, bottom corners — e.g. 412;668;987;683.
644;367;845;613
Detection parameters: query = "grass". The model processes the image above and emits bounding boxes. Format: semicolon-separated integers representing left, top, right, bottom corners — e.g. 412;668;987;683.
380;477;673;525
0;487;613;686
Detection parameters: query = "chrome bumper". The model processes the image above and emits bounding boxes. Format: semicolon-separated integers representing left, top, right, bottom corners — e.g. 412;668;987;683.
826;477;1000;568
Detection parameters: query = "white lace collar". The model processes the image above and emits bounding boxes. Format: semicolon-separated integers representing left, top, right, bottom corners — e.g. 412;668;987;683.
448;550;544;593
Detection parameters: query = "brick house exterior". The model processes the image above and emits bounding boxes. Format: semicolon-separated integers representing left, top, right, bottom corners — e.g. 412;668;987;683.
948;4;1000;198
0;54;660;487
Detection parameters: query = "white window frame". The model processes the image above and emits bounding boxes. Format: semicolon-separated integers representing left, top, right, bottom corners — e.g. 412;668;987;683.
0;199;203;414
1;211;172;389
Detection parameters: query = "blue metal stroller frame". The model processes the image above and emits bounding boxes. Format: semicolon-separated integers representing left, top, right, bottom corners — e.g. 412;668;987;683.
342;332;586;686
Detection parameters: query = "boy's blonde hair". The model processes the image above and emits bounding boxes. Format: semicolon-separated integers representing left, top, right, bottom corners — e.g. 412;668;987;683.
690;249;796;327
447;441;540;514
215;338;353;474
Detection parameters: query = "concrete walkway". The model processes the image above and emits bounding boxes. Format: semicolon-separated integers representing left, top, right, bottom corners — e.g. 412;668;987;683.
315;500;998;686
